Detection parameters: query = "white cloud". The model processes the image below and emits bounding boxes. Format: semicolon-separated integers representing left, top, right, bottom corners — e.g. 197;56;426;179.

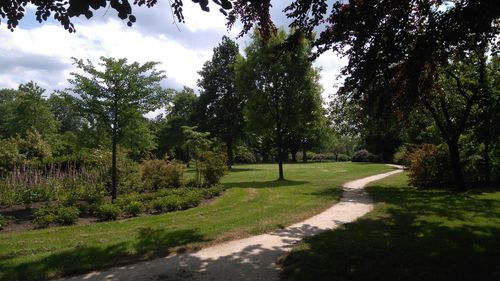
0;2;347;102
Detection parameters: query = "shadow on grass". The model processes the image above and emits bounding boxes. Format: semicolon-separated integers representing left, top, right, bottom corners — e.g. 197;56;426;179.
0;228;208;281
280;183;500;281
223;180;308;189
228;167;259;173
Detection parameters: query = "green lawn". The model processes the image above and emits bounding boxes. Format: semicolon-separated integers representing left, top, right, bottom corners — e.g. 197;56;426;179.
280;172;500;281
0;162;392;280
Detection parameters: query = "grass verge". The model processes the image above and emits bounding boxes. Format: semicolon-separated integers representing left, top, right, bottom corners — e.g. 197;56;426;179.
280;172;500;281
0;162;391;280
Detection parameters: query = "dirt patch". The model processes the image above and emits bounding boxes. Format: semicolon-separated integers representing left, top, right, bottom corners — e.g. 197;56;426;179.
245;188;257;201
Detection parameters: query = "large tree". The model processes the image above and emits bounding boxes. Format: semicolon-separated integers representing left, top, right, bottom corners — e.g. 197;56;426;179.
69;57;166;200
197;36;244;168
289;0;499;190
238;29;322;180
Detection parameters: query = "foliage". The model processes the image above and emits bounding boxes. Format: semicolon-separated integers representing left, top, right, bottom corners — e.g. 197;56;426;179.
197;36;245;167
237;28;323;180
393;145;411;166
54;206;80;225
351;150;379;163
199;151;228;186
1;82;59;140
69;56;167;200
0;214;8;230
0;137;24;173
32;207;56;228
141;158;185;190
124;201;145;217
97;204;122;221
151;195;184;213
406;144;452;188
234;146;257;163
33;205;80;228
154;87;197;161
0;163;393;280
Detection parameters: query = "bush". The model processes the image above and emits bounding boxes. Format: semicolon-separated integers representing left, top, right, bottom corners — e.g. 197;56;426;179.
200;151;227;186
337;154;350;162
97;204;122;221
124;201;145;216
0;214;9;230
151;196;182;213
393;145;411;166
17;187;51;208
141;159;185;190
234;146;257;163
202;185;225;198
54;206;80;225
33;205;80;227
33;207;56;228
352;149;379;162
407;144;452;188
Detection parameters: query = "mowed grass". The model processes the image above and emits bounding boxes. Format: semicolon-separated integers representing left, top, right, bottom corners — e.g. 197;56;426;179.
280;172;500;281
0;162;392;280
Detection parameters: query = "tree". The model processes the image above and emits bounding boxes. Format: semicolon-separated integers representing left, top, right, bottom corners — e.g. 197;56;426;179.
155;87;198;161
182;126;211;185
289;0;499;190
1;82;59;140
238;29;322;180
69;57;166;200
197;36;244;168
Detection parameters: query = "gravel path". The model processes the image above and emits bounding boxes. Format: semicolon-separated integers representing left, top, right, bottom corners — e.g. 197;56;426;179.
61;167;403;281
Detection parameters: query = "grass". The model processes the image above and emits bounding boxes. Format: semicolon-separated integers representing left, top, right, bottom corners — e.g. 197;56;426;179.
280;172;500;281
0;162;392;280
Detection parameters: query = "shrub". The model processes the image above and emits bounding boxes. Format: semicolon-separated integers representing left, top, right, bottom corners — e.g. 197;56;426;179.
0;214;9;230
393;145;411;166
407;144;452;188
234;146;257;163
141;159;185;190
337;154;350;162
33;205;80;227
151;196;182;213
54;206;80;225
352;149;379;162
124;201;145;216
33;207;56;228
199;151;227;186
181;191;203;208
202;185;224;198
97;204;122;221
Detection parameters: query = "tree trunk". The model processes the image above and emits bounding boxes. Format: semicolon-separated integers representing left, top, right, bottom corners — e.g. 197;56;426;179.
302;142;307;163
291;149;297;162
111;127;117;201
111;100;118;202
226;138;234;169
278;151;285;181
448;140;466;192
484;139;491;184
277;130;285;181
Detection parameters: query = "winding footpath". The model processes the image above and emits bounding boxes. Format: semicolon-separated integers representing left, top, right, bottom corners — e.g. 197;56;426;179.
61;166;403;281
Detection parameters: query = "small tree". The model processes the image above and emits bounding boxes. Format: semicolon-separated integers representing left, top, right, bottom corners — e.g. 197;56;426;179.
69;57;166;200
182;126;211;186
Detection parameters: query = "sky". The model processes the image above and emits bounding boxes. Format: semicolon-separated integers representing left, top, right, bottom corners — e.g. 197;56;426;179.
0;1;346;102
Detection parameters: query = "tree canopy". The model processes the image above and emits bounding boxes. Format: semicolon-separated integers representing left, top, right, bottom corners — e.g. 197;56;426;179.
197;36;244;167
69;57;166;200
237;29;323;180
